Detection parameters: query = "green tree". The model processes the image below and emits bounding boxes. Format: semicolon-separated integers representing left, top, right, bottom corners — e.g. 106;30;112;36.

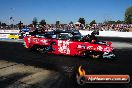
85;24;90;29
56;21;60;28
18;21;23;29
32;17;38;28
78;18;85;25
56;21;60;25
105;20;116;24
125;6;132;24
90;20;96;26
69;21;73;24
104;20;124;24
39;19;46;26
1;23;6;26
10;24;14;28
116;20;124;24
0;21;1;26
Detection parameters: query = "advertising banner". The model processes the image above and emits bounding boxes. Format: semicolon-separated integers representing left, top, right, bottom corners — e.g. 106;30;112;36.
0;34;9;38
0;30;20;33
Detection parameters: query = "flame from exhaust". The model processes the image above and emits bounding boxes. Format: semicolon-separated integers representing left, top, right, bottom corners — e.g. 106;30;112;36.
78;66;86;76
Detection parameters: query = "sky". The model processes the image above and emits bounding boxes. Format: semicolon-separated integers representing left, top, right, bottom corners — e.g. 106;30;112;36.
0;0;131;24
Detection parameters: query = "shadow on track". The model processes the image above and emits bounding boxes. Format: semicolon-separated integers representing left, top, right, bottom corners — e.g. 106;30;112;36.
0;41;132;88
0;73;32;88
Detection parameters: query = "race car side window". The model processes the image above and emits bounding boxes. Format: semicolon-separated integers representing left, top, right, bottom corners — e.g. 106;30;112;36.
56;33;70;40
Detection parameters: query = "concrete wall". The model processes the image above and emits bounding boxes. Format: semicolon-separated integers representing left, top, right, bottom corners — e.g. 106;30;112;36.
79;30;132;38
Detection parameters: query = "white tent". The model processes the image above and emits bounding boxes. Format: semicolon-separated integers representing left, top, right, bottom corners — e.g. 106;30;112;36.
74;22;81;25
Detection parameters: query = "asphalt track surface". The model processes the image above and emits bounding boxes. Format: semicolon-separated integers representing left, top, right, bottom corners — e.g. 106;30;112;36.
0;37;132;88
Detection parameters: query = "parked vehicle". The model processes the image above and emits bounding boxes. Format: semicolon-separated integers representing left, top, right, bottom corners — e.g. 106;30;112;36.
8;34;19;39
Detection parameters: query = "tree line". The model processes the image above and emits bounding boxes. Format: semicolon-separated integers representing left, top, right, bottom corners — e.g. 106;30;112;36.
30;6;132;28
0;6;132;28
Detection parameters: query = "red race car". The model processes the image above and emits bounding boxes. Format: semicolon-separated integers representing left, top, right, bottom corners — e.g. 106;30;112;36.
23;30;115;59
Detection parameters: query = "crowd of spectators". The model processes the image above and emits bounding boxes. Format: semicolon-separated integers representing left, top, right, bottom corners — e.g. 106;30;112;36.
0;23;132;32
85;23;132;32
40;23;132;32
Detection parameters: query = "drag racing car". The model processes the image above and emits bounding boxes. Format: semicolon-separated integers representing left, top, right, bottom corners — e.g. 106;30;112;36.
23;30;115;59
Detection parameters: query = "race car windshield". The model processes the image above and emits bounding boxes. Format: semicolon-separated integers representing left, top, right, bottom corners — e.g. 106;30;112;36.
57;33;71;40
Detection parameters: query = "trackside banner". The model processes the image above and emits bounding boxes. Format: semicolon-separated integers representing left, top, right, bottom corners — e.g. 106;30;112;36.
0;30;20;33
79;30;132;38
0;34;9;38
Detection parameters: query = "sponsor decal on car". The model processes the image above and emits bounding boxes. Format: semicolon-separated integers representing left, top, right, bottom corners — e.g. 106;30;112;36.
58;40;72;54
